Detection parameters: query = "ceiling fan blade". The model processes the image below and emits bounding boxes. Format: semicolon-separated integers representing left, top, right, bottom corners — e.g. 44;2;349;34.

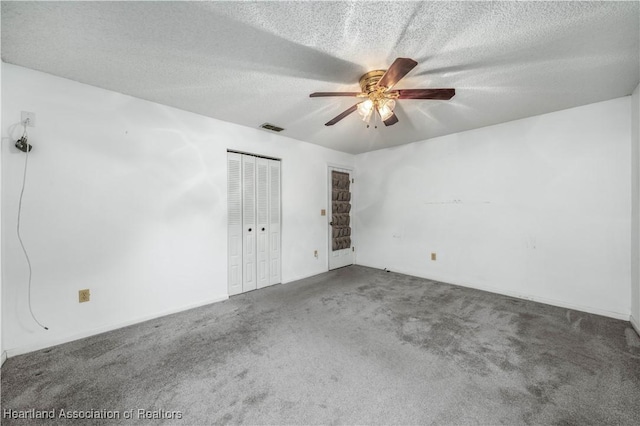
383;112;399;126
310;92;361;97
325;104;358;126
395;88;456;100
376;58;418;90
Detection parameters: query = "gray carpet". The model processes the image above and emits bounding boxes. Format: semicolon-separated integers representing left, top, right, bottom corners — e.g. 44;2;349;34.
2;265;640;425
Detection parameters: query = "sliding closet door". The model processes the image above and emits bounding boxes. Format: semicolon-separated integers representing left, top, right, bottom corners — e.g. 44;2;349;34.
269;159;281;285
227;153;243;296
242;155;257;292
256;158;270;289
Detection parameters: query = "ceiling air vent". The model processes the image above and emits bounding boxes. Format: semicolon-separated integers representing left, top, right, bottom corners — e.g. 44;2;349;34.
260;123;285;133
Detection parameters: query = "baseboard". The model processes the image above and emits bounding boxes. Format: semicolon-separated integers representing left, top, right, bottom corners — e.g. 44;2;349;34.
1;351;7;367
284;265;362;285
356;262;630;321
5;295;229;359
282;270;330;284
631;315;640;337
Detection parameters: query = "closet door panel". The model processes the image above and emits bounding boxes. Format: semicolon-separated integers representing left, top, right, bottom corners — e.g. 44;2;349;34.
256;158;270;289
269;159;281;285
227;153;243;296
242;155;257;292
229;153;281;295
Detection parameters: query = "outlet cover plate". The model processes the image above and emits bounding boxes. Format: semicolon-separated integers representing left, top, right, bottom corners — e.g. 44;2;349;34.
21;111;36;127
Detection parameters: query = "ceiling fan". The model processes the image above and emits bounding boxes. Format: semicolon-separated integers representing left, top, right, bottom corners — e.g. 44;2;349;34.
310;57;455;127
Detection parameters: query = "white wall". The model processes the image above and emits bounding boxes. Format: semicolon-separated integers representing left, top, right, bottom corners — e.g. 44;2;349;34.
2;61;634;358
1;63;353;356
631;83;640;333
355;98;632;319
0;54;3;366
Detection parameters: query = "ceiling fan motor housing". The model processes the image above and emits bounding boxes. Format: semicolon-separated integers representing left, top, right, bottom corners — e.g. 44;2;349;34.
359;70;386;94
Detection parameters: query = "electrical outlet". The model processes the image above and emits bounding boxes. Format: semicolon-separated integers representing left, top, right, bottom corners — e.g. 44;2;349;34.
321;209;326;216
431;253;437;261
78;289;90;303
314;250;318;258
21;111;36;127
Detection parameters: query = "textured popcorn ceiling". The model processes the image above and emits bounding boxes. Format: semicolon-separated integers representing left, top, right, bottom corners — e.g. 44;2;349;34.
2;1;639;154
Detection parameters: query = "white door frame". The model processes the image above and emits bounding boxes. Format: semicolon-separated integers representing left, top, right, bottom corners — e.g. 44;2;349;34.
327;164;355;270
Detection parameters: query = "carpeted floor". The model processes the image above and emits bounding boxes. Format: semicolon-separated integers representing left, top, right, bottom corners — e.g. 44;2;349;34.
2;265;640;425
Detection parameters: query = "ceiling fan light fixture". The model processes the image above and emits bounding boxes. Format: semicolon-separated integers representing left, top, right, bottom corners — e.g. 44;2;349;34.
357;99;374;122
378;99;396;121
310;57;455;127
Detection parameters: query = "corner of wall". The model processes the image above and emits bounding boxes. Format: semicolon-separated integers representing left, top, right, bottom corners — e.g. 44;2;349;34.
631;83;640;327
0;57;4;368
631;314;640;338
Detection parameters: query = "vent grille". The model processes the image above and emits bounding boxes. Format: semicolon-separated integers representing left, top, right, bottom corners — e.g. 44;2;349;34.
260;123;285;132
